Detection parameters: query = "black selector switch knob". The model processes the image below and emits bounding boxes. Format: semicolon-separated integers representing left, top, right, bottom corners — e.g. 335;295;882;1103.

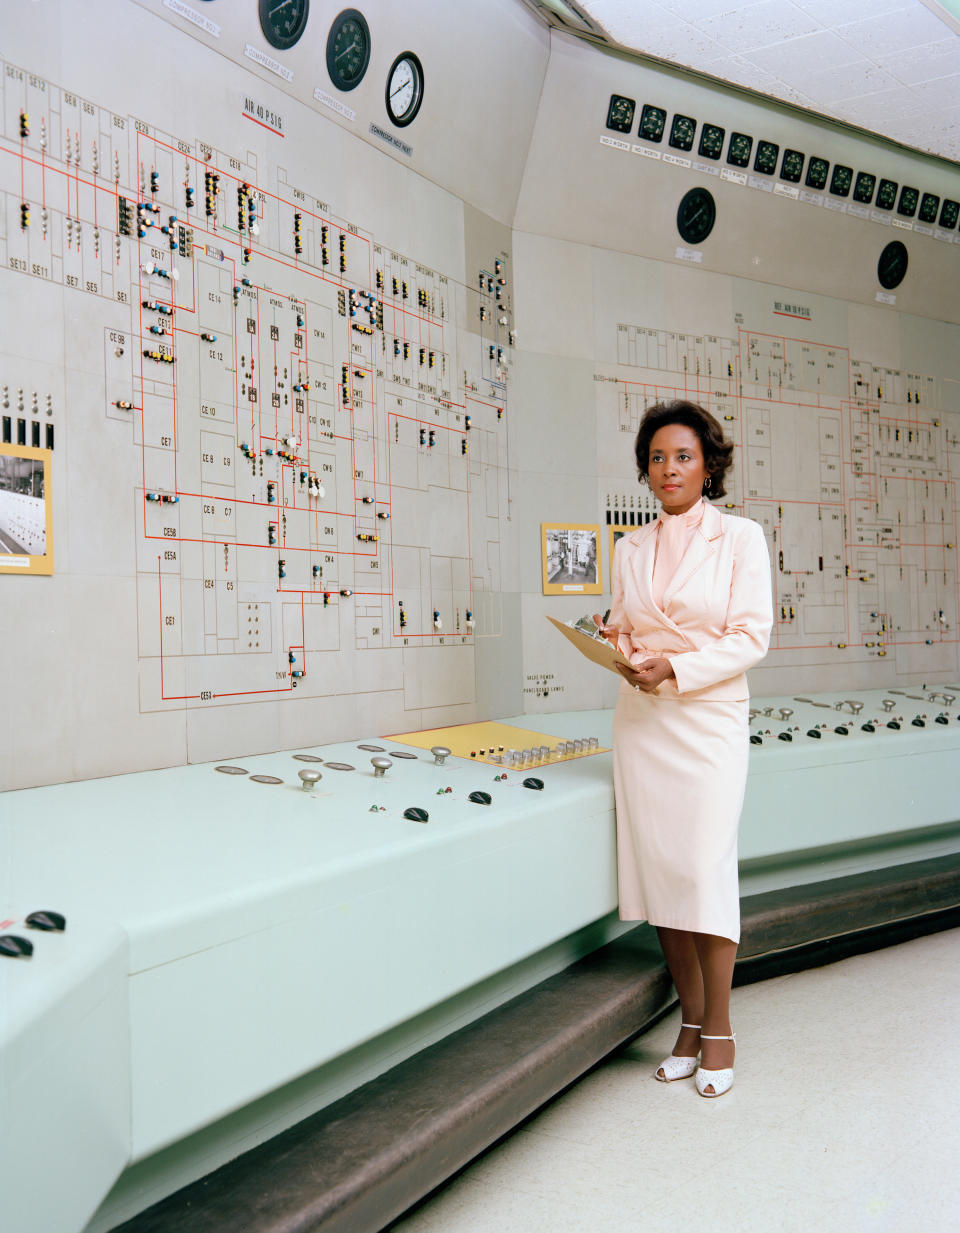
0;935;34;958
749;734;762;745
911;716;925;727
403;807;429;823
777;732;793;742
861;723;876;733
25;910;66;932
522;777;544;790
468;790;492;805
834;725;849;735
935;715;949;725
807;729;821;739
887;720;900;730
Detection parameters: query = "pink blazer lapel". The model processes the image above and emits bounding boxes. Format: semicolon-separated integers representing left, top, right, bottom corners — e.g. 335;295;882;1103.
662;502;725;603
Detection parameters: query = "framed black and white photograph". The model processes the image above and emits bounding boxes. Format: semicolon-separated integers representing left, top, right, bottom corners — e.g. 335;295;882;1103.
0;445;53;575
541;523;602;596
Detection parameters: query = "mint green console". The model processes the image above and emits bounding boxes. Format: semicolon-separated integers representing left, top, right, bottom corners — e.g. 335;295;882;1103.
2;691;959;1233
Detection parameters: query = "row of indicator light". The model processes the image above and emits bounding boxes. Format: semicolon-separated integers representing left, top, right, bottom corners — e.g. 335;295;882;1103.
398;602;474;633
205;170;220;219
1;416;54;449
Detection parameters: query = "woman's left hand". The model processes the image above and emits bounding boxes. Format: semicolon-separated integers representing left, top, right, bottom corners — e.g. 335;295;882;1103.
616;656;675;692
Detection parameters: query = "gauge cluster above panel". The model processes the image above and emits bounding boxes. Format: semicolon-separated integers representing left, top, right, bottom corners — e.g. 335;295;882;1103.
602;91;960;238
255;4;425;131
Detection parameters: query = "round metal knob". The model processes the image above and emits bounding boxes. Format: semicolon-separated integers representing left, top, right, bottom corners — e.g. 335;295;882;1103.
371;757;393;778
431;745;451;766
882;698;896;712
778;708;793;721
848;700;864;715
298;769;322;790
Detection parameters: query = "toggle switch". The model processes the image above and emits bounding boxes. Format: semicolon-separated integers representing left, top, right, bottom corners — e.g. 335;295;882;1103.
0;935;33;958
25;910;66;932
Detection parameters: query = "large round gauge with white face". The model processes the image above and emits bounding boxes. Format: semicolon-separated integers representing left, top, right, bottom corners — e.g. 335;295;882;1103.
386;52;424;127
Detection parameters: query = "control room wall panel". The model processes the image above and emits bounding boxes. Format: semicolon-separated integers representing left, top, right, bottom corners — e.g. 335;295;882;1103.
2;2;960;792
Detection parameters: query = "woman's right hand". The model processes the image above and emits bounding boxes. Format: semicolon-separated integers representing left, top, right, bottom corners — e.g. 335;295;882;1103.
592;613;620;647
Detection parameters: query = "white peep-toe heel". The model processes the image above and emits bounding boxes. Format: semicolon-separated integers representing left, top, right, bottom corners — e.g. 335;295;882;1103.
654;1023;701;1082
695;1032;736;1097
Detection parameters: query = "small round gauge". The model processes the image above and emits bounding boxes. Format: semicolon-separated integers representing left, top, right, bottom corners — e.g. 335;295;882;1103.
639;104;666;143
898;185;919;217
876;178;898;211
727;131;752;168
853;172;876;205
754;140;779;176
878;240;908;290
386;52;424;127
805;156;829;191
669;114;696;152
919;192;940;224
829;164;852;197
606;94;635;134
940;199;959;230
698;123;725;161
259;0;309;51
677;187;716;246
780;149;804;183
326;8;371;92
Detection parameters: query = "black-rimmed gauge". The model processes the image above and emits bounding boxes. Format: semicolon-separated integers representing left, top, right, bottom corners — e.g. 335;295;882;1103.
780;149;804;183
325;8;371;91
606;94;635;133
259;0;309;50
878;240;908;290
805;156;829;190
876;178;898;210
754;140;778;175
677;187;716;246
898;186;918;217
853;172;875;205
919;192;940;224
698;123;724;160
727;131;752;168
829;164;852;197
669;114;696;151
940;199;959;230
386;52;424;127
638;104;666;142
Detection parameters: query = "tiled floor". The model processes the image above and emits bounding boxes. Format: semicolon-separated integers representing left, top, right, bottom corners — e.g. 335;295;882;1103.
389;927;960;1232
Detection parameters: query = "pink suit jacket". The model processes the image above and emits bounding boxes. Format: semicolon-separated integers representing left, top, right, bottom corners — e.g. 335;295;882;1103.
609;501;773;701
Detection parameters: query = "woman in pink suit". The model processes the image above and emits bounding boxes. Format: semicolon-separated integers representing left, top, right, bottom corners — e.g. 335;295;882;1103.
593;400;772;1098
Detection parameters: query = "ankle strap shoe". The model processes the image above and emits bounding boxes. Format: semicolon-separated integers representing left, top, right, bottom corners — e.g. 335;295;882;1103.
695;1032;736;1098
654;1023;701;1083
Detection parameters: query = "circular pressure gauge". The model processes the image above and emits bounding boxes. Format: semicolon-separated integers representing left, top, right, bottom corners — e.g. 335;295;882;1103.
386;52;424;127
878;240;908;290
677;187;716;246
259;0;309;51
326;8;371;92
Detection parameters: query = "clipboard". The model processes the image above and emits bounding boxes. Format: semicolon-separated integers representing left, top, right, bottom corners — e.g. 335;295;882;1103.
546;615;635;677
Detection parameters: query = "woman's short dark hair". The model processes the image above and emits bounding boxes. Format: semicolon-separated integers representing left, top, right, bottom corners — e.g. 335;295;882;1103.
634;399;734;499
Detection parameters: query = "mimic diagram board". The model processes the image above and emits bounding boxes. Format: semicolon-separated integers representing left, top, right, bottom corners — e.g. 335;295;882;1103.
595;308;959;682
0;33;514;763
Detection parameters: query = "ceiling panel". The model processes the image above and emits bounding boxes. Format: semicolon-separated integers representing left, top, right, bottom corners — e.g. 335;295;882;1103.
558;0;960;162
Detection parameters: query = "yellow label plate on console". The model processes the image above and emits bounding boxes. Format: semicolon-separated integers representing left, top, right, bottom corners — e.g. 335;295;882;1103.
384;720;607;766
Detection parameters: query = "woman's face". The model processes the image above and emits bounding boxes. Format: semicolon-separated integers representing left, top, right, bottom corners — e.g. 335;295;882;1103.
647;423;709;515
